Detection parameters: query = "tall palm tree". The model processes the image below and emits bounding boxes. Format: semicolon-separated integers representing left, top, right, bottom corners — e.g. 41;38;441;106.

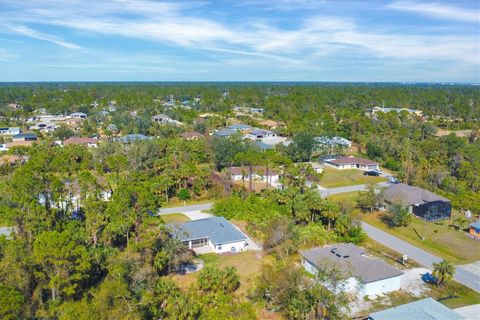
432;259;455;287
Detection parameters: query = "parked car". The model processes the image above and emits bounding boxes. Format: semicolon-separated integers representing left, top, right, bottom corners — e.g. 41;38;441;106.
364;170;380;176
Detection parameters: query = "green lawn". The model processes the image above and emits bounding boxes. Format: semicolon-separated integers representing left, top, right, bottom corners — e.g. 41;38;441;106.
362;212;480;264
171;251;263;296
319;167;385;188
161;213;191;223
162;198;214;208
327;191;360;205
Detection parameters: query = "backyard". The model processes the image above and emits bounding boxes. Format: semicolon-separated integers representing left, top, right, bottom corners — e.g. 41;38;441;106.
170;251;263;296
362;212;480;264
319;167;385;188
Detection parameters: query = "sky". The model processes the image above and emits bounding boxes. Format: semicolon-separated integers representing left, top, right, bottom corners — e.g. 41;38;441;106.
0;0;479;82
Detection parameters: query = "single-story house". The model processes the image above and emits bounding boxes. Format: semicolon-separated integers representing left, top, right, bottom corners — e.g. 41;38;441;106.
0;127;21;135
227;124;251;131
213;128;236;138
369;297;465;320
168;217;248;254
30;122;58;132
152;113;171;123
229;166;280;186
119;134;151;144
301;244;403;297
180;131;204;140
245;129;277;140
6;141;34;149
384;183;451;221
12;133;37;142
63;137;98;148
314;136;352;148
372;106;423;117
469;221;480;239
69;112;87;119
324;156;379;171
297;162;324;173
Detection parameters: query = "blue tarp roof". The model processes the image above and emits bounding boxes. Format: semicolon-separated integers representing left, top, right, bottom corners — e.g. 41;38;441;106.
369;298;464;320
168;216;247;245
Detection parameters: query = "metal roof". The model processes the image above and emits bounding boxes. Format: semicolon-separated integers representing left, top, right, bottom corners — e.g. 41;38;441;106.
213;128;236;137
301;243;403;283
168;216;247;245
469;221;480;229
369;297;465;320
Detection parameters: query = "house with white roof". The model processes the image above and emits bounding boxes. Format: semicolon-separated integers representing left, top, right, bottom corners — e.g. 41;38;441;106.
0;127;21;135
168;217;248;254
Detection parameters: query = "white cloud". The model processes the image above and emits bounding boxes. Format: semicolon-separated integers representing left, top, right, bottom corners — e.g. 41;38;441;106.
6;25;82;49
387;1;480;23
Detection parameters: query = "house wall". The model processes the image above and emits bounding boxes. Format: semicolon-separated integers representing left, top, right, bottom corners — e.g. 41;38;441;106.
364;276;402;296
211;240;247;254
358;164;379;171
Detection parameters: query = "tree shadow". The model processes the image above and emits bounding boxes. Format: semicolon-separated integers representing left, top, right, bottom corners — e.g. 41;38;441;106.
379;212;395;228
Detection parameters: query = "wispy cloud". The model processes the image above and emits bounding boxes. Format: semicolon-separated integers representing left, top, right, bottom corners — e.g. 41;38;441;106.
387;1;480;23
6;25;82;49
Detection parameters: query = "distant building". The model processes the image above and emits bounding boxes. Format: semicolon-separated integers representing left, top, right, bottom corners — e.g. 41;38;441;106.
0;127;21;135
372;107;423;117
249;107;264;114
324;156;379;171
151;114;182;126
301;244;403;297
63;137;98;148
119;134;151;144
384;183;451;221
69;112;87;119
213;128;236;138
12;133;37;142
245;129;277;140
180;131;204;140
469;221;480;239
227;124;251;131
315;136;352;148
229;166;280;187
168;217;248;254
369;297;465;320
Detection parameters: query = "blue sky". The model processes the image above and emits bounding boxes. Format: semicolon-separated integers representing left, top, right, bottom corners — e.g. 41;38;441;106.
0;0;479;82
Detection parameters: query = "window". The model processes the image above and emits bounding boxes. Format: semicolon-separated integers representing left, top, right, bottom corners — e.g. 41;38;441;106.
217;244;222;251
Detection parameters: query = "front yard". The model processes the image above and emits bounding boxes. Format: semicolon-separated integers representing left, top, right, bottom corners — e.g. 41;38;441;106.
362;212;480;264
319;167;385;188
161;213;191;223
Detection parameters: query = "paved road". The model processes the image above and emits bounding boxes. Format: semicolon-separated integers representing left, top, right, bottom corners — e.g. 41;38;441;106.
158;203;213;215
361;221;480;293
319;182;390;198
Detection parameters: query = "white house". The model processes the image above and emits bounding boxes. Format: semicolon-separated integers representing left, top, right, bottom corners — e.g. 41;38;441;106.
168;217;248;254
301;244;403;297
229;166;280;188
245;128;277;140
324;156;379;171
0;127;21;135
151;113;183;126
69;112;87;119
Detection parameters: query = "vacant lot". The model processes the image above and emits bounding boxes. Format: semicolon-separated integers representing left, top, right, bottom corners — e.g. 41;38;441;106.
319;167;385;188
171;251;263;296
362;212;480;264
327;191;360;204
161;213;191;223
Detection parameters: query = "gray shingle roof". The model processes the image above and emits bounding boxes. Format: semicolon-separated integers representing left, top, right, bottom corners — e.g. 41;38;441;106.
300;243;403;283
168;217;247;245
384;183;450;206
213;128;236;137
369;297;465;320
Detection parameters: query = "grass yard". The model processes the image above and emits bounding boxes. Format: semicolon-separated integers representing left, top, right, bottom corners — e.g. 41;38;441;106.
327;191;360;205
362;212;480;264
161;213;191;223
171;251;264;296
363;238;420;270
162;198;214;208
319;167;385;188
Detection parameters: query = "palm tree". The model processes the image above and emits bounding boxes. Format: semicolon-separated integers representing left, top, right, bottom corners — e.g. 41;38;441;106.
432;259;455;287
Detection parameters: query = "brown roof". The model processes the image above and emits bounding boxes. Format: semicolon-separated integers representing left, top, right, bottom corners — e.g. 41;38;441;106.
229;166;279;176
180;131;204;139
6;141;34;148
329;156;378;166
64;137;97;146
